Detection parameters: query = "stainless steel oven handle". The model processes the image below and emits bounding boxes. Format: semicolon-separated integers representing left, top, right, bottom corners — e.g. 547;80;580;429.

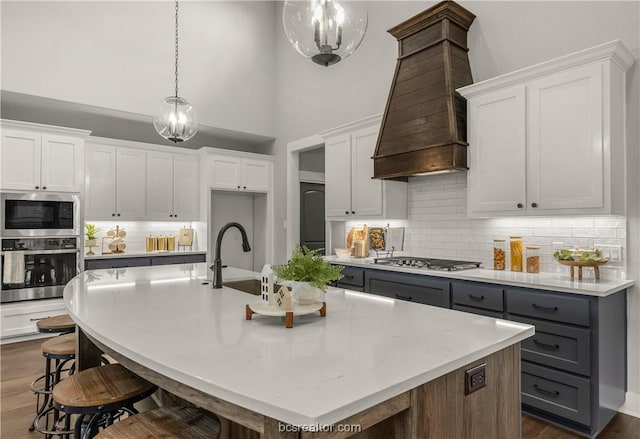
0;249;80;255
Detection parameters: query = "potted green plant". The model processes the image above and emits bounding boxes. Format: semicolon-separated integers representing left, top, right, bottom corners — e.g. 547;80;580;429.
272;246;344;304
84;223;101;255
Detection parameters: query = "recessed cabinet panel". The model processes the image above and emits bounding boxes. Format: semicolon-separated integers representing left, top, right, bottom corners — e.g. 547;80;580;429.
527;63;604;210
1;130;41;191
468;87;526;213
172;155;200;219
351;127;383;216
243;159;270;192
325;135;352;217
116;148;147;219
41;135;82;192
146;152;174;219
85;145;117;218
210;156;242;190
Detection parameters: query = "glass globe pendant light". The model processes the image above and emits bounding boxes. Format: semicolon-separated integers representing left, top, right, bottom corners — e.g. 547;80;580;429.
153;0;198;143
282;0;368;67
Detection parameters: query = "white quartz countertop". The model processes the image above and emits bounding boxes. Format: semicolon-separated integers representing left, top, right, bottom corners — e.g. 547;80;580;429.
84;250;206;260
327;256;633;297
64;263;533;427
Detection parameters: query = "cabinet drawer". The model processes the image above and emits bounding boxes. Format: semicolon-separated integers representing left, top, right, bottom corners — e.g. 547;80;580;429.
365;271;450;308
510;315;591;376
452;282;504;312
337;266;365;288
507;288;590;326
522;361;591;426
1;300;67;338
452;304;504;319
85;257;153;270
150;254;206;266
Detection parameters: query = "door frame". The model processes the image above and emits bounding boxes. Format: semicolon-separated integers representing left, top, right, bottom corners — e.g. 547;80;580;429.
286;135;324;259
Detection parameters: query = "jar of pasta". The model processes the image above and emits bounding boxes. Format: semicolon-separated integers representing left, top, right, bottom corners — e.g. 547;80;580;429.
510;236;523;272
526;246;541;273
493;239;506;270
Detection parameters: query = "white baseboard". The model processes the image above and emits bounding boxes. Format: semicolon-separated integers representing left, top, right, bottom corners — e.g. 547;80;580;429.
620;391;640;418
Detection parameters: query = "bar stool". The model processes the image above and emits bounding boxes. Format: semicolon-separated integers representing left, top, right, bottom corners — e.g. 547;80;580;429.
36;314;76;335
30;332;77;437
52;364;157;439
94;407;221;439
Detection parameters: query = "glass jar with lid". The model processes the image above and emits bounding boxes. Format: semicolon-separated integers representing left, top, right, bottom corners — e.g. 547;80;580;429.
510;236;523;272
526;246;541;273
493;239;506;270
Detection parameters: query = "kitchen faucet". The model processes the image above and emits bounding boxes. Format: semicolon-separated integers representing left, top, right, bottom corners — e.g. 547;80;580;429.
211;222;251;288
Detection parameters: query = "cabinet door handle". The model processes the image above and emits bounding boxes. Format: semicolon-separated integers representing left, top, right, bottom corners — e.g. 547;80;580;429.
174;214;178;217
532;304;558;312
169;214;173;217
469;294;485;301
243;186;247;190
112;213;116;217
343;274;354;280
517;203;523;208
237;185;241;189
42;186;47;190
533;339;560;350
117;213;121;217
351;211;355;214
30;316;51;321
395;294;413;301
531;202;538;208
35;186;40;190
345;211;349;215
533;384;560;397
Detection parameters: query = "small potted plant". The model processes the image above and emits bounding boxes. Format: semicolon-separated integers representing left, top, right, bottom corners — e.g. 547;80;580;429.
272;246;344;305
84;223;101;255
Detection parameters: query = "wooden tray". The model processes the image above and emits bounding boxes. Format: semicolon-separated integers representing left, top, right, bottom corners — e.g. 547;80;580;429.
245;302;326;328
557;259;608;280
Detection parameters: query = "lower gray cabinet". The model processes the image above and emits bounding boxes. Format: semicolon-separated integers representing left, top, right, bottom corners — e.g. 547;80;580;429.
335;266;365;292
85;253;206;270
365;270;450;308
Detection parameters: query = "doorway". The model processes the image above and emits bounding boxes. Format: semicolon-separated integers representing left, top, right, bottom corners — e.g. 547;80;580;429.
300;183;325;251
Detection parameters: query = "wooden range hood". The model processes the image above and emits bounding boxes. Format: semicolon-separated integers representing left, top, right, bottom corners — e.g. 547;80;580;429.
373;1;475;181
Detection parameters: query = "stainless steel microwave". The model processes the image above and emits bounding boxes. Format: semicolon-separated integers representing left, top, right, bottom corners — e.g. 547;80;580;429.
1;192;80;237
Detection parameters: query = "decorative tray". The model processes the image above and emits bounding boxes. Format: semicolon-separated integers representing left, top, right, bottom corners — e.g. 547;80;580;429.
557;259;608;280
246;302;326;328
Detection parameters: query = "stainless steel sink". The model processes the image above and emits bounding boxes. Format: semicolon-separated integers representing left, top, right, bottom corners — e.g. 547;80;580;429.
223;279;262;295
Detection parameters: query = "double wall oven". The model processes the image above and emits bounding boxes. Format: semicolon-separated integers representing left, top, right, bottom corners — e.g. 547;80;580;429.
1;192;80;303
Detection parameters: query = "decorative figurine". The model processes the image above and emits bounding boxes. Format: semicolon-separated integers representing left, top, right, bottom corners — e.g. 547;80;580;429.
261;264;275;305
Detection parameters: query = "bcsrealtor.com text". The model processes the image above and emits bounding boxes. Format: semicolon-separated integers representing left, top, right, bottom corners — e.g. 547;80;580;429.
279;423;362;433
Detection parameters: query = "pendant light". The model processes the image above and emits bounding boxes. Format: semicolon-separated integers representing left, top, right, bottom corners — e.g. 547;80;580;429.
153;0;198;143
282;0;368;67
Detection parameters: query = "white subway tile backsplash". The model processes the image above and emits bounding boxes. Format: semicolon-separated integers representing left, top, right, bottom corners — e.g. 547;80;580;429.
403;173;626;277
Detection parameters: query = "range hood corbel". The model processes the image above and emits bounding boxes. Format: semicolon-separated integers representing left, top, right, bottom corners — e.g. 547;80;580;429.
373;1;475;181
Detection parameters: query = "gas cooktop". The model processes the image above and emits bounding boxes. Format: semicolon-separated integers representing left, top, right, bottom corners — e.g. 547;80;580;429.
373;257;481;271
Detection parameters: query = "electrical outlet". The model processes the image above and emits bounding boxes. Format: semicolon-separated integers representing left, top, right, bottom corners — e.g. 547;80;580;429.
465;363;486;395
594;245;623;262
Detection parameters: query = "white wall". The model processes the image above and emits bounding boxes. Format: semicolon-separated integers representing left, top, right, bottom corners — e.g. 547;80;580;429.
0;1;277;138
273;1;640;415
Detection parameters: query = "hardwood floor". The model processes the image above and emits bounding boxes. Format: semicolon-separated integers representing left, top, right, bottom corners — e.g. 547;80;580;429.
2;338;639;438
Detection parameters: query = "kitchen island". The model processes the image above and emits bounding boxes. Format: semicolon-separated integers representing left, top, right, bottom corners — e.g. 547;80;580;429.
64;264;534;438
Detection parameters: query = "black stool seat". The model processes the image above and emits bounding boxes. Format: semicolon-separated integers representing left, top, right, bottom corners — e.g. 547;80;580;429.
95;407;221;439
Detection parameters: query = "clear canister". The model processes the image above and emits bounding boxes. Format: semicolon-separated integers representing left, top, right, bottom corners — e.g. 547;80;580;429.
157;234;167;252
145;235;156;252
493;239;506;270
526;246;541;273
510;236;523;272
167;234;176;252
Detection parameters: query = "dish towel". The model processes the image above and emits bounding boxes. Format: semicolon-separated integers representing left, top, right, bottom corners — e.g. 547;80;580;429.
2;251;25;285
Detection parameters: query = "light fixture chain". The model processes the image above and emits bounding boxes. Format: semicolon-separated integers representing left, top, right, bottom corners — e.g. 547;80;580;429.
174;0;179;98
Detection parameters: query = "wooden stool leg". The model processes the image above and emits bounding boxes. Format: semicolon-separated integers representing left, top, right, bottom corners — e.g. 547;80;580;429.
285;311;293;328
578;266;583;280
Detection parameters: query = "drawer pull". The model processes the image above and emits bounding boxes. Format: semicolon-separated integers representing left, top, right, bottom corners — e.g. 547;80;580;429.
533;339;560;350
29;316;51;321
469;294;485;301
344;275;354;280
533;384;560;398
395;294;413;301
532;304;558;312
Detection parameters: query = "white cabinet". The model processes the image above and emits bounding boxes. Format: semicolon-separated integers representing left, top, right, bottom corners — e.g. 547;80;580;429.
1;299;66;339
0;121;88;192
322;119;407;219
85;144;146;219
147;152;199;220
208;153;271;192
459;41;635;217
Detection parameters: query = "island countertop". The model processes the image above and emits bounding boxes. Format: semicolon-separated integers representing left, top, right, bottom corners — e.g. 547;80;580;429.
64;263;533;428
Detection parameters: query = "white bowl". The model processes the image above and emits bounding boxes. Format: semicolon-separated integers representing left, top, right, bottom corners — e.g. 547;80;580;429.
334;248;352;257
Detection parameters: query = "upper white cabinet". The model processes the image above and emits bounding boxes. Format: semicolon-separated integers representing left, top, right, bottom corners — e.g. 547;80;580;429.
85;144;146;219
1;120;89;192
85;138;200;221
207;151;272;193
147;152;199;220
321;116;407;219
459;40;636;217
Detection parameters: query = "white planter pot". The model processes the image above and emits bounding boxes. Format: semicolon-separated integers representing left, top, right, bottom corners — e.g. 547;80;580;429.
291;281;323;305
